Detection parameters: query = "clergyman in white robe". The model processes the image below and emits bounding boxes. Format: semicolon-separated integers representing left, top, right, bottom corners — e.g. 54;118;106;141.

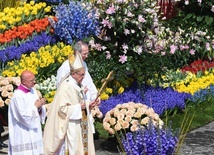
8;85;46;155
56;60;98;101
43;75;95;155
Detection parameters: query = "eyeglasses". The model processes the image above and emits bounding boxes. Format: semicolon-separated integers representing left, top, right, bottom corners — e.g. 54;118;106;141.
75;72;85;77
27;78;36;82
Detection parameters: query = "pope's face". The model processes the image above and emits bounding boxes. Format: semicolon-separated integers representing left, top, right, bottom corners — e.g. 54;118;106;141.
73;69;85;84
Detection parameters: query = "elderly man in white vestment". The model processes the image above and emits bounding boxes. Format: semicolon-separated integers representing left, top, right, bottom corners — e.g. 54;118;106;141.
56;41;100;105
43;52;96;155
8;70;46;155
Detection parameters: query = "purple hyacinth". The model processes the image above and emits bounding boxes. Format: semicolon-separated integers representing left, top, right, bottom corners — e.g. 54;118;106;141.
0;32;56;63
142;87;191;115
99;83;191;116
99;84;144;115
121;122;178;155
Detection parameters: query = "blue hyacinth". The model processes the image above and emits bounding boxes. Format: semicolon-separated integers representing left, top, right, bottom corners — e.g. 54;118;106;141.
189;84;214;103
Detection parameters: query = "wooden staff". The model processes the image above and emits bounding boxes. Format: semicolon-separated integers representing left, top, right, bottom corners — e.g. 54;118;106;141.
94;70;114;101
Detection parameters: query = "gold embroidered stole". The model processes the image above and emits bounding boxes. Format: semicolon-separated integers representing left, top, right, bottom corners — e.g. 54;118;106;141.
81;109;88;155
79;83;88;155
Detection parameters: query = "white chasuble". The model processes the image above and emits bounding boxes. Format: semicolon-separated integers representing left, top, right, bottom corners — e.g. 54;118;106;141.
43;76;95;155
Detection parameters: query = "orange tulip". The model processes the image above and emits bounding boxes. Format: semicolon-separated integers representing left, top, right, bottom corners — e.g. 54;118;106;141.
0;17;54;44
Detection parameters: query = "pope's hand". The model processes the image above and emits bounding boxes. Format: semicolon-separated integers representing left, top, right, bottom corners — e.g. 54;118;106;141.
81;102;86;110
89;98;100;109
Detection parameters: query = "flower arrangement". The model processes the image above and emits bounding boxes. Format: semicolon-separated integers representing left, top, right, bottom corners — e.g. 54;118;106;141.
50;0;100;44
92;0;160;60
172;68;214;95
2;42;72;79
149;59;214;92
116;101;196;155
0;3;213;154
35;75;57;103
88;0;162;85
86;0;214;89
103;102;164;134
0;32;56;63
0;0;53;69
189;84;214;103
181;59;214;74
0;76;20;107
121;122;178;155
143;86;191;115
99;83;191;116
0;1;51;33
91;105;103;119
153;27;214;67
0;17;53;45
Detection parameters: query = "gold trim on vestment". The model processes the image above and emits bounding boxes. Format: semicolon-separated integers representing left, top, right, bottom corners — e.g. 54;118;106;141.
65;150;69;155
81;110;88;154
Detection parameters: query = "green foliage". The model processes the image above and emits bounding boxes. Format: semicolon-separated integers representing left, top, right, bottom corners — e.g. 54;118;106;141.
0;0;18;11
164;97;214;132
166;0;214;29
94;121;109;140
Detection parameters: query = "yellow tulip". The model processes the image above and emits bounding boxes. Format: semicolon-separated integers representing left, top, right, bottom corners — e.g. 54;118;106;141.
118;86;124;94
44;6;51;13
31;10;38;15
106;87;113;94
0;24;6;30
30;1;35;5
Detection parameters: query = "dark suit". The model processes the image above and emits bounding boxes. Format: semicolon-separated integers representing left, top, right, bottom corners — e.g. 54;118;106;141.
0;107;7;148
0;121;4;134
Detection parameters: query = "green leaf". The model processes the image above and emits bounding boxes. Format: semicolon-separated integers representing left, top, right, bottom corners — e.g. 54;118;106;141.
184;13;193;20
205;16;213;25
196;16;203;22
